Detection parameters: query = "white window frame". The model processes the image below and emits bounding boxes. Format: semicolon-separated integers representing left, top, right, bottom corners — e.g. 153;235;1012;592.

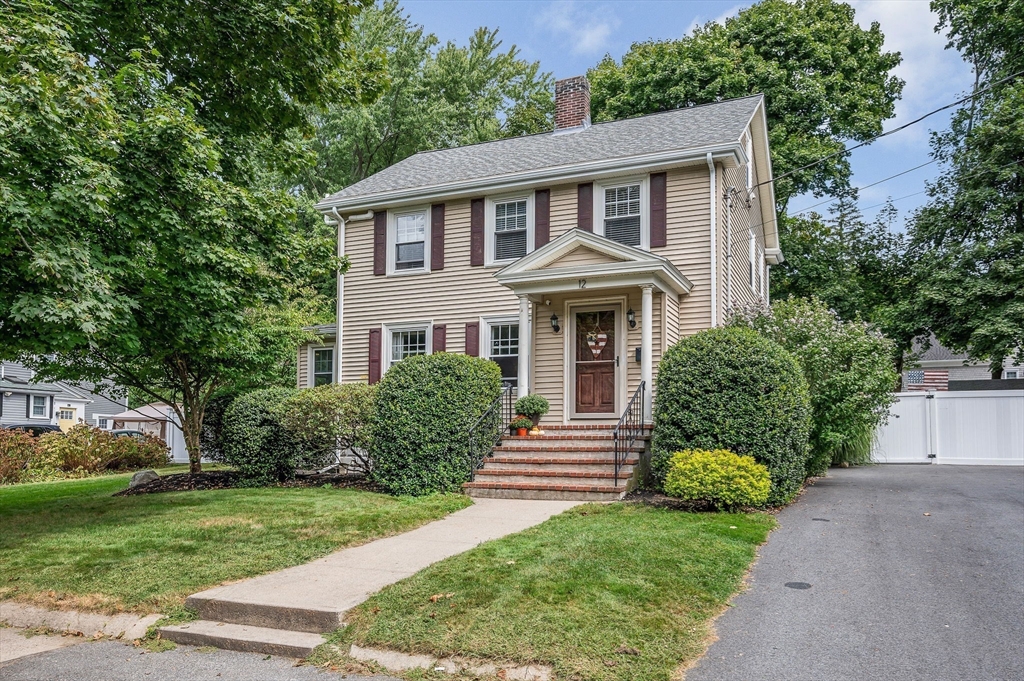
383;321;433;370
308;345;335;387
1004;369;1020;379
387;206;431;276
745;134;754;190
593;176;649;250
748;224;756;291
480;315;520;385
485;193;535;266
29;395;48;419
94;415;114;430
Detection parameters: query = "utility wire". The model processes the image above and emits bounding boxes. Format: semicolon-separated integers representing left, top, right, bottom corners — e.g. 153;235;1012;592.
752;68;1024;194
791;159;937;216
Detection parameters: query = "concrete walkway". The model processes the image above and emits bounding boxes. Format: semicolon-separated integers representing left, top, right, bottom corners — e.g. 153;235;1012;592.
688;465;1024;681
162;498;579;654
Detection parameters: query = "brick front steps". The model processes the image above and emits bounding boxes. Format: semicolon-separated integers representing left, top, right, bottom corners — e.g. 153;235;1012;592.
463;425;649;501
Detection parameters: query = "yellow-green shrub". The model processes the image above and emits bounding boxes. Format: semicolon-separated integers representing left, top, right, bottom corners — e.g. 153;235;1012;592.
663;449;771;510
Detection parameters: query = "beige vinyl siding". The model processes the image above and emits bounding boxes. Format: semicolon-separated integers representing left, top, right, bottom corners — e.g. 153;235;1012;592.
547;246;623;268
720;128;768;319
548;184;578;238
660;166;712;338
297;345;309;388
340;202;520;383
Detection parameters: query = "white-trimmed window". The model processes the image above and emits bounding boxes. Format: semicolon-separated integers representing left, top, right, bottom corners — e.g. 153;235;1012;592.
57;409;74;421
1004;369;1020;379
594;177;648;249
384;322;432;369
312;347;334;386
388;207;430;275
748;226;756;289
486;194;534;265
482;316;519;388
745;134;754;190
30;395;47;418
95;416;111;430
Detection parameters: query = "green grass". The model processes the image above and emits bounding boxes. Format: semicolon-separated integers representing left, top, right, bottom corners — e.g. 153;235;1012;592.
0;470;471;614
324;503;775;681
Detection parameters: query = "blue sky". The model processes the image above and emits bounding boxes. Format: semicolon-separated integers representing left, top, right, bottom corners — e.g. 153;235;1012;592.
401;0;974;226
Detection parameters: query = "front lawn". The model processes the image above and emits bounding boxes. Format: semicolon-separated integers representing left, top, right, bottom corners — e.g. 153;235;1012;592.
0;470;470;614
325;503;775;681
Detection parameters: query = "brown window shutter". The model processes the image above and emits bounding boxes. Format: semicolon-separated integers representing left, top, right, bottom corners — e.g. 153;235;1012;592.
431;203;445;270
373;212;387;276
535;189;550;247
465;322;480;356
650;172;667;248
577;182;593;232
432;324;447;352
470;198;485;266
368;328;382;384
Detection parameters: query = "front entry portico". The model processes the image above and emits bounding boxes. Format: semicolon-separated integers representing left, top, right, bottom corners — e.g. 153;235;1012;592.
495;229;692;425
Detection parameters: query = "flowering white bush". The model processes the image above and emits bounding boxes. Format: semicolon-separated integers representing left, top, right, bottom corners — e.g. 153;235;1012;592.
729;297;897;475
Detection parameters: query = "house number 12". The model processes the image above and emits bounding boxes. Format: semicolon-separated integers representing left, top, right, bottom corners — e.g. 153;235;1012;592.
578;278;587;289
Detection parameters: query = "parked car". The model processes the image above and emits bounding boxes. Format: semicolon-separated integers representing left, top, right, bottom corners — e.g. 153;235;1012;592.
3;423;62;436
110;429;149;441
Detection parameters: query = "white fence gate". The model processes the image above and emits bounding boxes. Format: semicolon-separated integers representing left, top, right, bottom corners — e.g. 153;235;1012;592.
872;390;1024;465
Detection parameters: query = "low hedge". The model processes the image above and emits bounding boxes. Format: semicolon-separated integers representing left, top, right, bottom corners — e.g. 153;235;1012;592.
282;383;376;474
651;326;812;506
664;449;771;510
221;387;300;486
370;353;502;496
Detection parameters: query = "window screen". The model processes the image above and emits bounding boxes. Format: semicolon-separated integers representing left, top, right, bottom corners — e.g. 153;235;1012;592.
391;329;427;366
395;212;425;270
603;185;641;246
313;348;334;386
494;200;528;260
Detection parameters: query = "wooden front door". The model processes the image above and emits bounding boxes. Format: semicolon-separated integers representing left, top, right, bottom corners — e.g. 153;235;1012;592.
574;310;617;414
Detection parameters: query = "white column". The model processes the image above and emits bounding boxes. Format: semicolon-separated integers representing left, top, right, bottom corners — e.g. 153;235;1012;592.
640;284;654;422
518;294;530;398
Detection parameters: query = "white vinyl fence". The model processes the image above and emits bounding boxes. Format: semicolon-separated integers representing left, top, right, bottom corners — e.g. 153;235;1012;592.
872;390;1024;466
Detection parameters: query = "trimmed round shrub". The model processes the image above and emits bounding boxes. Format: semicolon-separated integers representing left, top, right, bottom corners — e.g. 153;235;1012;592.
282;383;376;474
652;326;811;506
221;387;300;486
371;353;502;496
664;449;771;510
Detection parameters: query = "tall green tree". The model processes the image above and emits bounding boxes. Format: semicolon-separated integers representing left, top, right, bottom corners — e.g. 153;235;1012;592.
588;0;903;209
905;0;1024;374
0;0;369;471
296;0;554;200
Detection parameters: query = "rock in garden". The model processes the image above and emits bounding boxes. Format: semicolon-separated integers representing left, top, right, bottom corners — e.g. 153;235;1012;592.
129;470;159;487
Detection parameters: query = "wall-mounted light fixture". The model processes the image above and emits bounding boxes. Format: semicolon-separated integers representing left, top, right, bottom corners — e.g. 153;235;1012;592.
2;391;11;397
627;308;636;329
550;313;560;333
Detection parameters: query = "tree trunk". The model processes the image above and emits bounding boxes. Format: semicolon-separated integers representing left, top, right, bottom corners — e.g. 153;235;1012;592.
991;359;1004;380
180;397;205;474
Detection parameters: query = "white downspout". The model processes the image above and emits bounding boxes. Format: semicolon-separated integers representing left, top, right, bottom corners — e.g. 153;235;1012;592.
706;153;718;327
724;188;733;313
328;208;373;384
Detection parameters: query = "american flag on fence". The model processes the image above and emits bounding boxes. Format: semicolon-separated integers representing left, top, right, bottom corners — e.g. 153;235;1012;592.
905;369;949;391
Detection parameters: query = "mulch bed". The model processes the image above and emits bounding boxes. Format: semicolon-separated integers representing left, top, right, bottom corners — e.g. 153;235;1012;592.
115;471;380;496
622;488;784;514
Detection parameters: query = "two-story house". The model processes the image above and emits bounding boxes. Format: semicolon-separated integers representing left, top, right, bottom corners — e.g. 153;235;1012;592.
1;360;128;432
301;76;780;498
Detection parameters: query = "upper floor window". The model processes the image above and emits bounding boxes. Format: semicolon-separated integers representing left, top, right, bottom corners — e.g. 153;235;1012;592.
594;177;648;249
745;135;754;190
486;194;534;265
313;348;334;386
388;207;430;275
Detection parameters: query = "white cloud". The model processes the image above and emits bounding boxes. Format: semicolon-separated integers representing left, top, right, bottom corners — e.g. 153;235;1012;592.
537;1;619;56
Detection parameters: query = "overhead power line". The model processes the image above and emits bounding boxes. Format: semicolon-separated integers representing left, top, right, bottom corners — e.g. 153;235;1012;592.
791;159;937;216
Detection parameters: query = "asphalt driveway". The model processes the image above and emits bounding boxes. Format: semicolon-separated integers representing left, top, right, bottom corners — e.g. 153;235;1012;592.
688;464;1024;681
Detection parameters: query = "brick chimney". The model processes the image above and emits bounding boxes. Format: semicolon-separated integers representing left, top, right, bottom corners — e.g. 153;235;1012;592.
554;76;590;131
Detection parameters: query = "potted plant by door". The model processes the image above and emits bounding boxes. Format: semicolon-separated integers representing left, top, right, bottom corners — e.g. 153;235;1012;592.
514;394;550;428
511;416;534;437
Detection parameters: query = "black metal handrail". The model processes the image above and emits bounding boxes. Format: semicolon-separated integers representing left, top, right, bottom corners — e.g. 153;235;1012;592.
467;383;515;477
613;381;646;486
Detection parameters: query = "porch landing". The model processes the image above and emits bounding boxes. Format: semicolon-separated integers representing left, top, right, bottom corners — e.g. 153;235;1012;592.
463;425;650;501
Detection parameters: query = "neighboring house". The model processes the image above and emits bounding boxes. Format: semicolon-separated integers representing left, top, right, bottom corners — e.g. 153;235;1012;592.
904;337;1023;391
0;361;127;432
302;76;781;427
109;402;188;462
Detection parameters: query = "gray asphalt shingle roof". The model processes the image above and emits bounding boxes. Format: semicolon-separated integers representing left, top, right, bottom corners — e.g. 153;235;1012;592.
321;95;763;204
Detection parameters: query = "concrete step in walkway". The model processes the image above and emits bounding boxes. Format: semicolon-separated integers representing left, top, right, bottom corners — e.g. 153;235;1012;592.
160;620;325;658
159;498;578;657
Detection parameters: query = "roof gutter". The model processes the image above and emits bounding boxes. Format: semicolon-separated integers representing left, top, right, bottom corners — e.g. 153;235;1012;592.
315;142;745;214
